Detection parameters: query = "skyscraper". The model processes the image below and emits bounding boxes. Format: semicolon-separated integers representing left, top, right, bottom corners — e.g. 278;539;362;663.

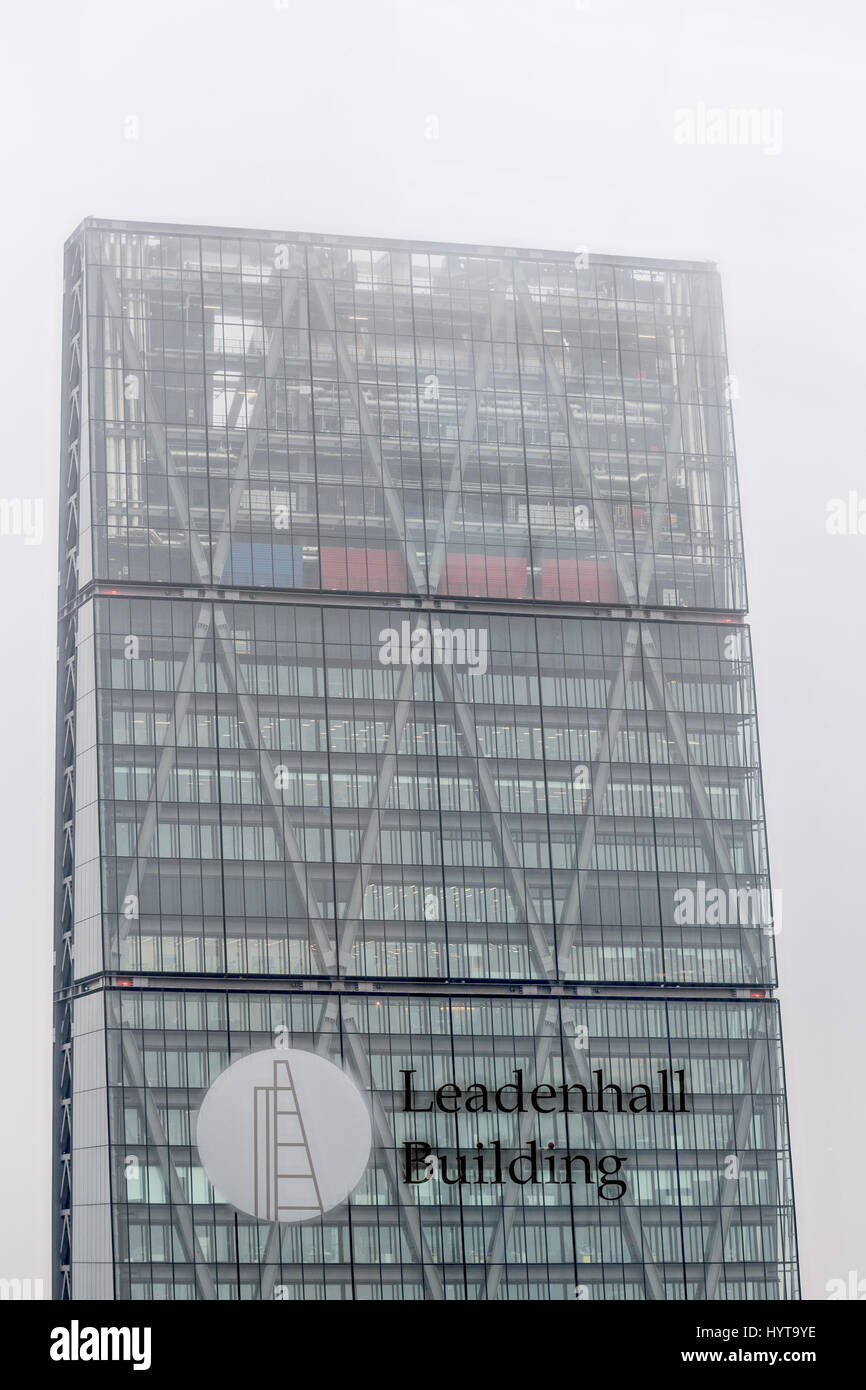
54;218;798;1299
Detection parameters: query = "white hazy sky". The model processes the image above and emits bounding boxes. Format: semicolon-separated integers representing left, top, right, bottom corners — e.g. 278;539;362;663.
0;0;863;1300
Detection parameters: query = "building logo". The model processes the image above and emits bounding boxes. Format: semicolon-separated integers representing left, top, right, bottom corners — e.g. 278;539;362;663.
197;1048;372;1223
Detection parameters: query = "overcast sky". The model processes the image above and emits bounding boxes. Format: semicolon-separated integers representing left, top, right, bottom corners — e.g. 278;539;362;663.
1;0;863;1300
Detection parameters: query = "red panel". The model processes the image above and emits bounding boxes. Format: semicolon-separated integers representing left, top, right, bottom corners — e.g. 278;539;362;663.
540;558;619;602
319;547;349;590
439;554;529;598
319;547;407;592
581;560;619;602
540;558;579;601
366;548;407;591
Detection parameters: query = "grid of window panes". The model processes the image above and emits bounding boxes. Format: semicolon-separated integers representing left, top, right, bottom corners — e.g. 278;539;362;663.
83;224;745;611
87;987;797;1301
91;593;775;989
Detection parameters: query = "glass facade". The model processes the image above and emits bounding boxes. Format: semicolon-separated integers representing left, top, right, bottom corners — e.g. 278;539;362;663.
82;224;744;610
54;219;797;1300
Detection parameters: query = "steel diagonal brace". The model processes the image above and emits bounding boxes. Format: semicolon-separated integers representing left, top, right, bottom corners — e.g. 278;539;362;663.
335;660;416;972
424;280;505;588
308;270;425;593
638;625;766;983
103;264;300;585
553;622;766;984
106;993;218;1300
113;604;213;966
559;1028;668;1300
514;268;713;610
514;274;761;980
483;1005;667;1301
431;650;558;980
701;1026;770;1300
481;1010;557;1299
342;1017;445;1300
211;603;337;971
210;276;302;584
101;268;212;583
514;262;712;611
555;621;643;968
630;301;763;979
256;997;445;1301
631;294;713;601
512;269;636;606
333;283;505;971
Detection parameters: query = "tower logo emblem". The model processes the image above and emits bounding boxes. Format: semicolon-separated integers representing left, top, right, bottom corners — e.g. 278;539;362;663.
197;1048;372;1223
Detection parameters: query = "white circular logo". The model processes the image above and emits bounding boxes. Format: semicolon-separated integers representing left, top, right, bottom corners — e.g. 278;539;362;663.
197;1048;372;1222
